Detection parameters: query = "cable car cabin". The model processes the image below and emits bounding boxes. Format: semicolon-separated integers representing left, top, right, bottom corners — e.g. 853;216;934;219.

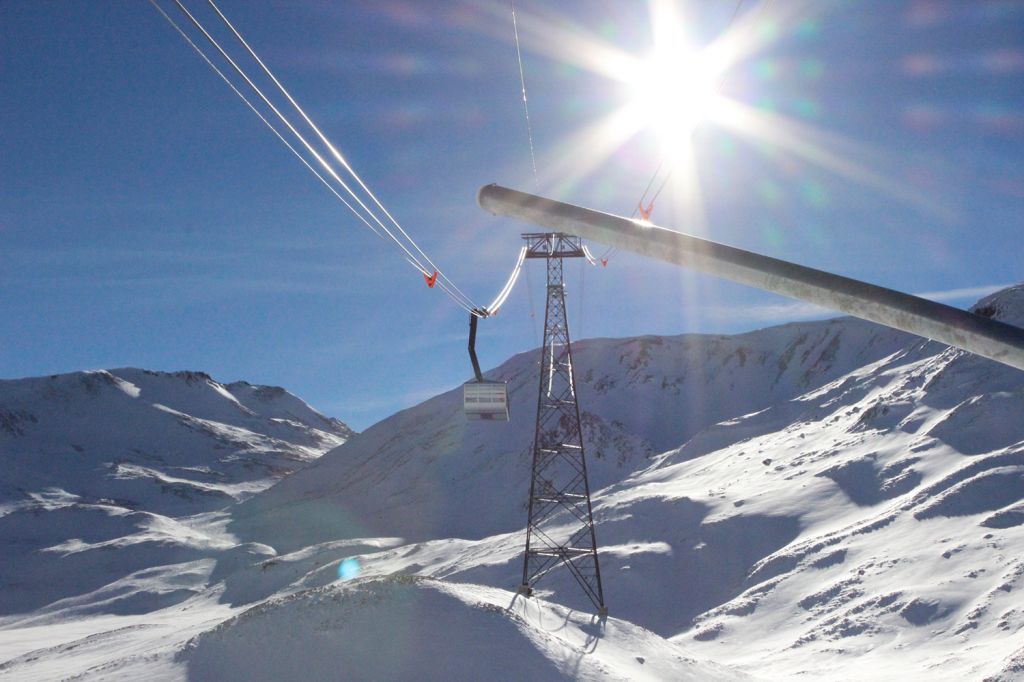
464;380;509;421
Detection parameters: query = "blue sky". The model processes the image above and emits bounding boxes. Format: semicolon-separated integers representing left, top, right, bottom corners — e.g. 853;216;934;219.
2;0;1022;429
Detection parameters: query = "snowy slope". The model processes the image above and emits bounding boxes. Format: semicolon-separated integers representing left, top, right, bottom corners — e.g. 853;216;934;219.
281;285;1023;680
225;285;1024;679
3;287;1024;680
0;575;750;681
182;576;748;682
0;369;352;615
231;315;917;551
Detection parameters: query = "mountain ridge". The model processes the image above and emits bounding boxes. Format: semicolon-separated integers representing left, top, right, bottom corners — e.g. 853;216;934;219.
0;367;352;617
229;313;923;551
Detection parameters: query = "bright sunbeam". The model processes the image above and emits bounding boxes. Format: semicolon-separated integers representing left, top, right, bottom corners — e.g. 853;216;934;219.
482;0;928;224
714;98;960;221
619;1;728;160
539;107;647;196
485;0;754;194
622;43;722;157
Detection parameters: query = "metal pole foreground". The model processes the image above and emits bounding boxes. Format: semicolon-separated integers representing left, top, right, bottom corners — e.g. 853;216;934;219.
478;183;1024;373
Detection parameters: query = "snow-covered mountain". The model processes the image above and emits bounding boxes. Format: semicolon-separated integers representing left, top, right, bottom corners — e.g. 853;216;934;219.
3;286;1024;680
1;368;352;502
223;285;1024;679
230;313;918;551
0;368;352;615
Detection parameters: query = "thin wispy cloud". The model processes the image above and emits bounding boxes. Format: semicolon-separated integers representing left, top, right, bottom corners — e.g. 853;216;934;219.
913;283;1015;303
4;247;246;267
710;282;1016;325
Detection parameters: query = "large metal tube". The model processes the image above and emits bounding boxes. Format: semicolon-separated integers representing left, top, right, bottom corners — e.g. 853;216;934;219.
478;183;1024;372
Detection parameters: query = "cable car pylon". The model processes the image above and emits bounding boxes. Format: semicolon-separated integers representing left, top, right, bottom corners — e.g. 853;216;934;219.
518;232;606;616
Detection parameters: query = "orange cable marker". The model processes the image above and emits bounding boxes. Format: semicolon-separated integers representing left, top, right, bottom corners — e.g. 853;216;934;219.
424;270;438;288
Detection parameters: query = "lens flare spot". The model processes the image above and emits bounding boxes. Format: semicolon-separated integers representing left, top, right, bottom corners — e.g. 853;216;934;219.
757;20;781;42
981;48;1024;73
760;221;784;249
599;21;618;41
990;177;1024;200
716;133;737;156
758;179;783;205
903;54;942;76
594;178;617;203
794;19;819;39
754;59;778;81
971;104;1024;134
798;59;824;81
793;98;821;119
557;62;581;80
903;104;946;132
800;180;828;208
755;96;778;114
338;558;361;581
906;1;948;28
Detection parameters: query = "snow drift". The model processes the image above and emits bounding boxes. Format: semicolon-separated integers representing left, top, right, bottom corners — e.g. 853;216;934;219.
183;576;745;681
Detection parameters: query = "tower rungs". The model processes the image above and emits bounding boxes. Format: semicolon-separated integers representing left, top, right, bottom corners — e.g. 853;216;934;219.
529;548;594;557
537;444;582;453
535;493;587;502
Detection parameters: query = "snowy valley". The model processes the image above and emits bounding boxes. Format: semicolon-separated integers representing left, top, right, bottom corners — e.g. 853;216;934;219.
2;286;1024;680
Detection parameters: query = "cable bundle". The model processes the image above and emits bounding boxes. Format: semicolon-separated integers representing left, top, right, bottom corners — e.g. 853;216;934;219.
149;0;485;315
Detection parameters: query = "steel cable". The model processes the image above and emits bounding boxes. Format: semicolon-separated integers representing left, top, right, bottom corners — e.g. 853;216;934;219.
164;0;479;314
147;0;393;247
154;1;557;319
205;0;479;312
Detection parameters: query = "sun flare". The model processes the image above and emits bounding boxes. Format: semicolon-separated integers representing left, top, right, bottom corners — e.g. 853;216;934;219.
497;0;917;220
622;41;724;159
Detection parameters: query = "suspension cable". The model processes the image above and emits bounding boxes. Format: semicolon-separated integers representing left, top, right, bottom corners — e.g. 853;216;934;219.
153;1;563;321
147;0;393;248
204;0;478;311
511;0;540;192
167;1;423;267
483;246;528;315
578;253;585;339
160;0;480;313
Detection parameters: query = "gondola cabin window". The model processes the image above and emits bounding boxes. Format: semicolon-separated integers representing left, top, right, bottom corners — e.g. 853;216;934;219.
464;380;509;421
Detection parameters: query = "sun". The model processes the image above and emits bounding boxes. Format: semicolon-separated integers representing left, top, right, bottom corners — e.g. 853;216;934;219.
622;41;724;157
506;2;741;190
496;0;904;214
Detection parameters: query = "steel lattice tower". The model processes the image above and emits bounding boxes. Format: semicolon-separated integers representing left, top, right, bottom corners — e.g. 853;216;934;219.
518;233;606;615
